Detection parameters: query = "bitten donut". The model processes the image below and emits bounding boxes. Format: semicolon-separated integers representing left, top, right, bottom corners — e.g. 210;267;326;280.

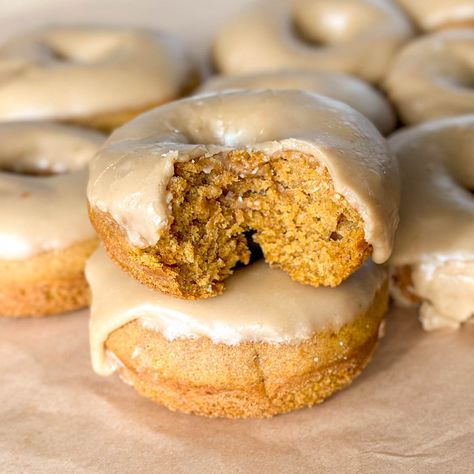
88;90;399;299
396;0;474;31
384;30;474;125
197;70;396;135
0;122;104;317
87;246;388;418
389;115;474;330
213;0;414;83
0;26;199;131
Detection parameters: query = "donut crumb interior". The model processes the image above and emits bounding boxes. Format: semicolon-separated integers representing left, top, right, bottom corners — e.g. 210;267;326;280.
130;150;371;298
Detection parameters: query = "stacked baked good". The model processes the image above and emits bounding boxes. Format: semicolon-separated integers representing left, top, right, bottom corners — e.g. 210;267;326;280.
86;89;400;417
2;0;473;419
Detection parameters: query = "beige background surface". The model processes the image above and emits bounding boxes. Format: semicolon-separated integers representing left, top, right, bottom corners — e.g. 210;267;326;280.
0;1;473;473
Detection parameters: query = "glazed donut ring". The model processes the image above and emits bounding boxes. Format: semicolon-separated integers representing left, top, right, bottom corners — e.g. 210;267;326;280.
396;0;474;31
0;26;198;131
88;90;399;299
384;30;474;125
213;0;414;83
87;246;388;418
198;70;396;135
389;115;474;330
0;122;104;317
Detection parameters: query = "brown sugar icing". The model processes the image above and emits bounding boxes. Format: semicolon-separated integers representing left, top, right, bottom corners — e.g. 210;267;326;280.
0;122;104;260
87;90;399;264
197;70;396;135
389;115;474;330
87;246;387;375
212;0;414;83
0;26;197;124
384;30;474;125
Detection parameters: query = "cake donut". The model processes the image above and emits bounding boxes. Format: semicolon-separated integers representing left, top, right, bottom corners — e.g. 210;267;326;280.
197;70;396;135
213;0;414;84
389;115;474;330
384;30;474;125
87;246;388;418
396;0;474;31
0;26;198;131
88;90;399;299
0;122;104;317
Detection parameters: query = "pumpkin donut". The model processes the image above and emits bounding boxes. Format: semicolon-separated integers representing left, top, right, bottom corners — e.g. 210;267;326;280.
87;90;399;299
384;30;474;125
0;26;199;132
197;70;396;135
0;122;104;317
87;246;388;418
389;115;474;330
212;0;414;84
396;0;474;31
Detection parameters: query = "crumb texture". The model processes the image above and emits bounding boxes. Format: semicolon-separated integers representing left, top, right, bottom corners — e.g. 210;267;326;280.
91;150;371;298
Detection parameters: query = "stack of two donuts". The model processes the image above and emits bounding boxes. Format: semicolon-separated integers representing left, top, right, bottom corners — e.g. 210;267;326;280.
0;26;198;317
86;89;400;418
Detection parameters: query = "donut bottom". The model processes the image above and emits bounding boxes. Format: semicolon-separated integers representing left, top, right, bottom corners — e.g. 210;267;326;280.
0;238;98;317
104;282;388;418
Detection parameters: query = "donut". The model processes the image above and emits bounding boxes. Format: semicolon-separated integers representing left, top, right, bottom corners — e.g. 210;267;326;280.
388;115;474;330
212;0;414;84
197;70;396;135
0;122;104;317
384;30;474;125
396;0;474;31
0;26;199;131
87;90;399;299
87;246;388;418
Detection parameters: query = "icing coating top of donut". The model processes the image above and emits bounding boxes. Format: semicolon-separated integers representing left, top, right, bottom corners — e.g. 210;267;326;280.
87;245;387;375
0;122;104;260
197;70;396;135
390;115;474;263
0;26;197;122
396;0;474;31
389;115;474;329
384;30;474;125
88;90;400;264
213;0;414;83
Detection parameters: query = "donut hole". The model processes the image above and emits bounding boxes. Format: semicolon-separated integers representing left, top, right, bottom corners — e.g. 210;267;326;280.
135;149;370;297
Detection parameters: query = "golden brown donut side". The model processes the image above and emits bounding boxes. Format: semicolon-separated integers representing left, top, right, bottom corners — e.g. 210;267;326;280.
105;282;387;418
0;239;98;317
89;150;372;299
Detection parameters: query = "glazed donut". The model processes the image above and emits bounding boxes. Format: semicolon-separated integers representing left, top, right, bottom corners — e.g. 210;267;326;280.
396;0;474;31
0;122;104;317
197;70;396;135
213;0;414;84
384;30;474;125
87;246;388;418
389;115;474;330
87;90;399;299
0;26;198;131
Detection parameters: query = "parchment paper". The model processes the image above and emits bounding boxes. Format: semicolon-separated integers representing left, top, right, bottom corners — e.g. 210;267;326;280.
1;307;473;473
0;1;473;472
